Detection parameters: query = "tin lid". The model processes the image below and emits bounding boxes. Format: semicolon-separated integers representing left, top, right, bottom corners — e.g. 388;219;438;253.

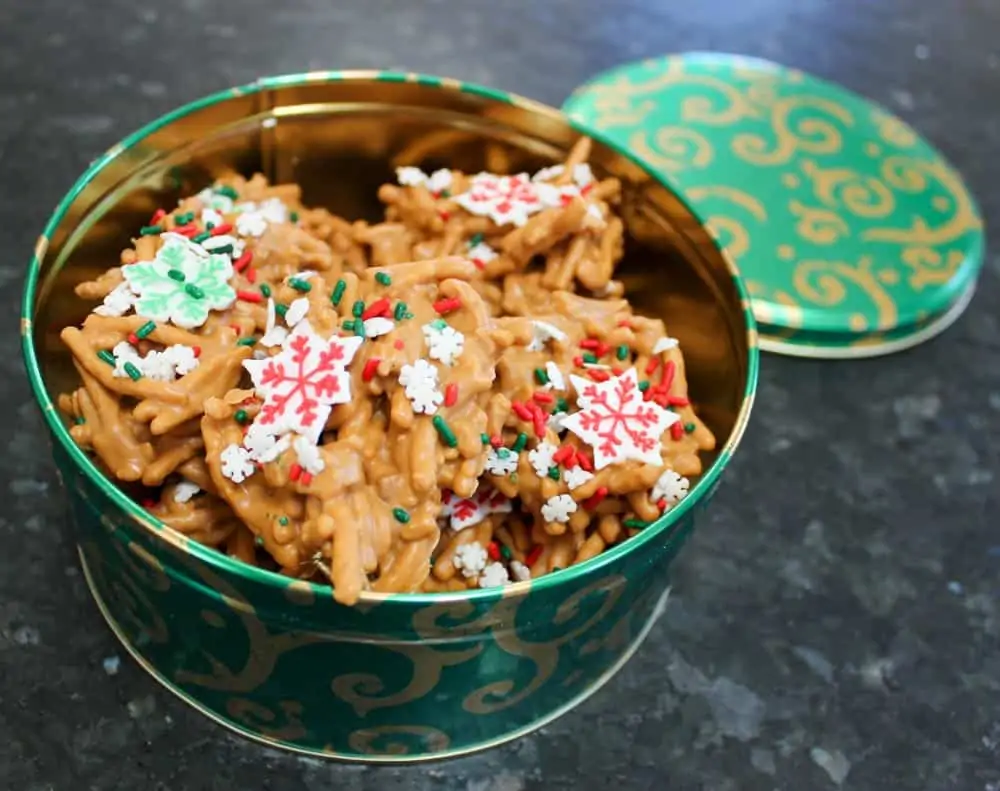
564;52;985;357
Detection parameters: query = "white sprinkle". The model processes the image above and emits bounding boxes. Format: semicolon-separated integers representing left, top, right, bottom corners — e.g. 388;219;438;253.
201;207;224;228
479;562;510;588
364;317;395;338
484;447;519;476
139;350;177;381
527;320;568;352
399;358;444;415
544;362;566;391
197;188;234;214
163;345;199;376
527;441;558;478
453;542;488;579
582;362;612;370
285;297;310;327
292;435;325;475
563;467;594;490
427;169;453;193
532;164;565;182
243;425;290;464
541;493;578;524
585;203;605;226
422;322;465;366
173;480;201;503
220;444;254;483
202;233;245;259
510;560;532;582
548;411;570;435
467;241;498;267
573;163;594;186
396;166;427;187
259;298;289;348
94;283;136;317
653;337;680;355
110;341;142;378
652;470;690;506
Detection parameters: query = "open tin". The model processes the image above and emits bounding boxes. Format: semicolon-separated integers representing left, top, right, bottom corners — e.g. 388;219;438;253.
21;72;757;761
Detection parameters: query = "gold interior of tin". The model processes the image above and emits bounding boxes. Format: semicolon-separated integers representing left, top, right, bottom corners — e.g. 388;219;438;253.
31;77;749;500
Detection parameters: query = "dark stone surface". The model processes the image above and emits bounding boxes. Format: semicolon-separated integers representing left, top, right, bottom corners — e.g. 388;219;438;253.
1;0;998;788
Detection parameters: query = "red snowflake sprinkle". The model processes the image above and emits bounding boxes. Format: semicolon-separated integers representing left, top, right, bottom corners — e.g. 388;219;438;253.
243;320;363;443
562;368;679;470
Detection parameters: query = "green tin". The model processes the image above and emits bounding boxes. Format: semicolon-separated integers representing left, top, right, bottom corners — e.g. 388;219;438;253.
564;53;985;357
21;72;757;761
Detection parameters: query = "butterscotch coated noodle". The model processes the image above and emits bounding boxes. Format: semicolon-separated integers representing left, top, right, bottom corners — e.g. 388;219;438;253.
57;140;716;604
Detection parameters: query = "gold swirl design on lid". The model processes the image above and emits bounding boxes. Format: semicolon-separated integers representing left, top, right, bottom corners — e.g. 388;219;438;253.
628;126;714;173
732;95;854;166
800;159;895;218
347;725;451;756
687;185;766;261
789;200;850;245
871;108;919;148
793;256;898;331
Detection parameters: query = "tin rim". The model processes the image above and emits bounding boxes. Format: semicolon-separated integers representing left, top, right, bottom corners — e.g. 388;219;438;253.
21;71;759;606
757;277;977;359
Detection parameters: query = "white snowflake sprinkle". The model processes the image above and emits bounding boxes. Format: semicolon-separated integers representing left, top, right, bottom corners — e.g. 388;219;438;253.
453;542;488;579
173;480;201;503
485;447;519;476
399;359;444;415
201;208;224;228
652;470;690;506
259;298;289;348
527;320;568;352
427;169;453;194
287;270;317;282
364;317;395;338
110;342;142;378
293;435;325;475
479;562;510;588
563;467;594;490
220;444;254;483
544;361;566;391
468;241;498;268
541;493;578;524
163;345;199;376
532;164;565;183
573;163;594;186
234;198;287;237
197;188;234;214
396;166;427;187
422;322;465;366
653;337;680;355
243;424;290;464
510;560;532;581
94;283;136;317
285;297;310;327
527;441;558;478
140;350;178;381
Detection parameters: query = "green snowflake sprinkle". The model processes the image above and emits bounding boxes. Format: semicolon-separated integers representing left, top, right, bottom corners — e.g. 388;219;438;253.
121;234;236;329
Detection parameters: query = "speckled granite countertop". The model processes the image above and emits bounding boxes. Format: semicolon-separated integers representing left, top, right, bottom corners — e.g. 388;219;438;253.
1;1;998;789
